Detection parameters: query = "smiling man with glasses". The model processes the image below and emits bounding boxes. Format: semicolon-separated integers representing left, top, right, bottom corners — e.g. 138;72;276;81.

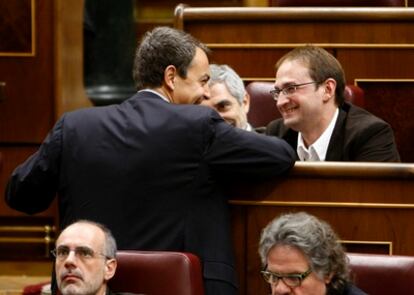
259;212;367;295
265;45;400;162
53;220;118;295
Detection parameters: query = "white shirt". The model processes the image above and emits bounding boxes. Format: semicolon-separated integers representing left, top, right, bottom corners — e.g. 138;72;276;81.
297;108;339;161
244;123;254;132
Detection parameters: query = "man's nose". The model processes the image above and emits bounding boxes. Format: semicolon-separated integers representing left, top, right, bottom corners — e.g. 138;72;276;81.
203;83;211;98
63;250;78;265
276;95;289;107
271;279;291;295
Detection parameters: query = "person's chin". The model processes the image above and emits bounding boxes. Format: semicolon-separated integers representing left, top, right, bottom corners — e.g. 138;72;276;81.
192;96;204;105
61;283;82;295
283;117;300;129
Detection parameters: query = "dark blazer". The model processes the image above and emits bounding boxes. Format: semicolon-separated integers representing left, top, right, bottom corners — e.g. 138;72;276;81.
266;102;400;162
343;284;368;295
5;91;295;295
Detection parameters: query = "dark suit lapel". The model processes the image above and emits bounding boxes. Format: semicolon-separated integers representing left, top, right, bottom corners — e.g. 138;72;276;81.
325;107;347;161
266;119;299;159
281;129;299;160
134;90;164;100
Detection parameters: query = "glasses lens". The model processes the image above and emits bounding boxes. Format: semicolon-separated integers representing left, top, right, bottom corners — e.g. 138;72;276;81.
270;90;280;100
53;246;99;260
262;271;280;285
261;271;306;287
75;246;95;258
282;276;301;287
56;246;70;257
284;85;297;96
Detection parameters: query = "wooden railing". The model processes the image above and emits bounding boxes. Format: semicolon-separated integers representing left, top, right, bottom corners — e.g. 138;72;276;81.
0;224;56;259
229;162;414;295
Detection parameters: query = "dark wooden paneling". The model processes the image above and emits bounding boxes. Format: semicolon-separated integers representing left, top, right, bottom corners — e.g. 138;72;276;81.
209;48;289;79
0;147;58;260
0;216;56;260
230;162;414;295
0;0;32;54
355;81;414;162
0;0;54;143
338;49;414;80
230;206;247;295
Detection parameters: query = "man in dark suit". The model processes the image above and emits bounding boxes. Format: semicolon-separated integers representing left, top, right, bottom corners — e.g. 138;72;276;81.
265;45;400;162
5;27;296;295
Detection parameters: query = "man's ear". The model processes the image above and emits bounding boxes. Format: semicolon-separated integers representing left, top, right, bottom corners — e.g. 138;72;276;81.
325;272;334;284
323;78;336;103
242;92;251;114
104;258;117;281
164;65;177;91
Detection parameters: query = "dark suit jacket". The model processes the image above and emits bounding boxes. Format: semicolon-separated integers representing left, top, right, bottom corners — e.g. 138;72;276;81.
343;284;367;295
5;91;295;294
266;102;400;162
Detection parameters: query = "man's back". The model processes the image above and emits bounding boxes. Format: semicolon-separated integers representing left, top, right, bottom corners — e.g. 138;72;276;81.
6;90;295;291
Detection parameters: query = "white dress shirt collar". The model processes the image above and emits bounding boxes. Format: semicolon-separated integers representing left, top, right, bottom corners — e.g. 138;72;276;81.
138;89;170;103
297;108;339;161
244;123;254;132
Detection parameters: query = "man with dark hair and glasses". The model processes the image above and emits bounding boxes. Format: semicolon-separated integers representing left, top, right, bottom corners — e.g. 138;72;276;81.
266;45;400;162
259;212;367;295
52;220;118;295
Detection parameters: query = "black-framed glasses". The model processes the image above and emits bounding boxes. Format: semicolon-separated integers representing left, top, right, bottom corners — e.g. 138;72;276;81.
261;268;312;288
270;81;320;101
51;245;110;261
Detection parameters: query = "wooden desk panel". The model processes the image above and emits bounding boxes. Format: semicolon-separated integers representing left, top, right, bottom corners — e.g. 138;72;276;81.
0;0;54;143
229;162;414;295
354;80;414;163
175;6;414;80
0;0;33;54
0;0;87;261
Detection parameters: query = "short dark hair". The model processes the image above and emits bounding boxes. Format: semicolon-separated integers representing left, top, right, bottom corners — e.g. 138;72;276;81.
275;45;346;106
133;26;210;90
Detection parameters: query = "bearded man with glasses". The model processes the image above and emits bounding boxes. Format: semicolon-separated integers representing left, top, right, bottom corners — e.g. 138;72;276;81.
259;212;367;295
265;45;400;162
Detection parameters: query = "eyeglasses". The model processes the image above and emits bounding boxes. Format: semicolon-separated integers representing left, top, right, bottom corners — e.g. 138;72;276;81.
261;268;312;288
270;81;320;101
51;246;110;261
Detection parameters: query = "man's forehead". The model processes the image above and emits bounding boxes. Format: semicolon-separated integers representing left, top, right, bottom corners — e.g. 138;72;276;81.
278;59;309;75
276;61;311;85
57;223;103;245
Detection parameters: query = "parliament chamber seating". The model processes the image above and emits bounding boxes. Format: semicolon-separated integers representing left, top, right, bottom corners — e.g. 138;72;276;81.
20;251;204;295
108;250;204;295
246;82;365;127
271;0;405;6
347;253;414;295
174;4;414;162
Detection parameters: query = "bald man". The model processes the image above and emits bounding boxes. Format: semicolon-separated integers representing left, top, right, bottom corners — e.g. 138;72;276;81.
52;220;117;295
